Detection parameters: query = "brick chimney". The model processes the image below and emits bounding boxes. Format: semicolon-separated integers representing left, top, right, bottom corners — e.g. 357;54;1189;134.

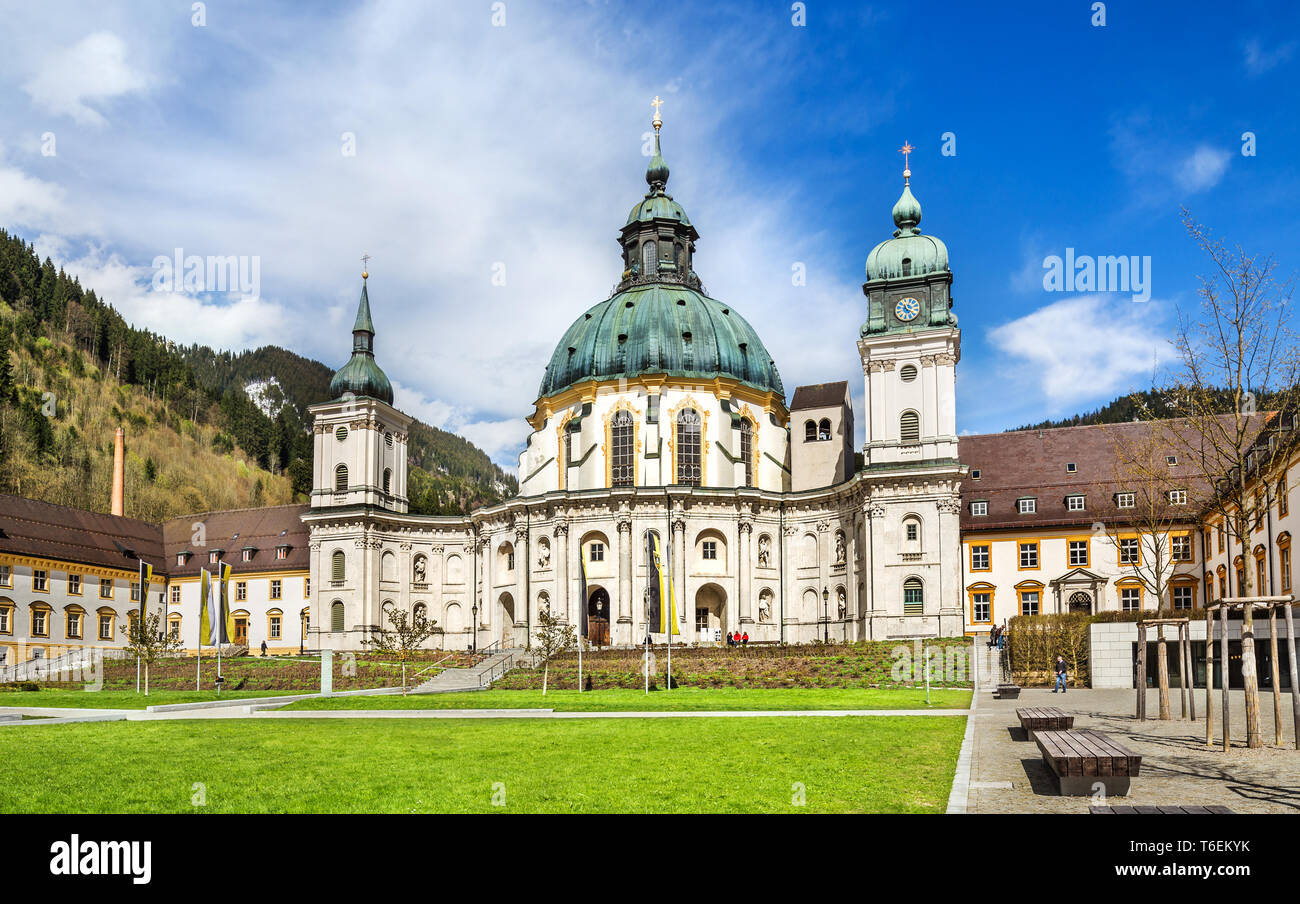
111;427;125;516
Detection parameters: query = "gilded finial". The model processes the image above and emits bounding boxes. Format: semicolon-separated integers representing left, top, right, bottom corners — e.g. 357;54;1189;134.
898;141;914;183
361;252;371;281
651;95;663;132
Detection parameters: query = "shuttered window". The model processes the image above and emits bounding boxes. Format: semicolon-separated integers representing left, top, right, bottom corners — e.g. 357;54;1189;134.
903;578;924;616
900;411;920;443
331;601;345;632
335;465;348;492
331;550;346;582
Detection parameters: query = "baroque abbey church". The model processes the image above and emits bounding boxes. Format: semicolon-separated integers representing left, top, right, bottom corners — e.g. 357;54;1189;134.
305;116;965;649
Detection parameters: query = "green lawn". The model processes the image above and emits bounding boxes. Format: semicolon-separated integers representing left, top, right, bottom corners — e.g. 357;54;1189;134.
0;689;295;709
284;686;972;711
0;716;965;813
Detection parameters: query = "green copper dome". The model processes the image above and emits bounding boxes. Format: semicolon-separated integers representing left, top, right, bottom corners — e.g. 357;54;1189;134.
539;118;782;402
537;284;784;400
329;281;394;405
865;180;949;281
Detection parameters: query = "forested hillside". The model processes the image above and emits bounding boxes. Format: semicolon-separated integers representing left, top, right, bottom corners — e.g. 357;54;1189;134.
0;229;515;519
1012;388;1276;432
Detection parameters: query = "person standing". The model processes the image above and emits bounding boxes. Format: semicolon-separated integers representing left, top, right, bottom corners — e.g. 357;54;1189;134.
1053;655;1067;693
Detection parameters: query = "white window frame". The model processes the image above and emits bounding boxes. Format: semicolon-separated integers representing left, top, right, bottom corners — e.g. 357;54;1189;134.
970;501;988;516
1017;498;1037;514
1067;495;1086;511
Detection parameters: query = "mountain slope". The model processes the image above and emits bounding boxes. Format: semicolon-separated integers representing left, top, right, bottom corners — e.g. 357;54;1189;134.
0;228;515;517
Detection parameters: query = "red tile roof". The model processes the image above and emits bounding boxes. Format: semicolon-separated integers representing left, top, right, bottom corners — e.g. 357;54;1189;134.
958;419;1221;532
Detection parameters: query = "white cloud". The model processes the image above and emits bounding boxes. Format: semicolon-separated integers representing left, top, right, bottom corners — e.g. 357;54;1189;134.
1174;145;1231;193
0;3;869;465
22;31;147;126
0;160;68;233
987;294;1166;411
1244;38;1295;76
48;242;295;350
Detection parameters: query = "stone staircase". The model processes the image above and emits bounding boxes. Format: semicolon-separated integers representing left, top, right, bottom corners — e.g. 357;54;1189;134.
412;649;528;693
976;641;1002;693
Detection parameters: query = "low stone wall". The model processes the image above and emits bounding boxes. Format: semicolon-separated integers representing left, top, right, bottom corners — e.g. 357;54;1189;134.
1089;619;1297;688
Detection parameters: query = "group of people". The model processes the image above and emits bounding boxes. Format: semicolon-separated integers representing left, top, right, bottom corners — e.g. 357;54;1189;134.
726;631;750;647
986;623;1006;649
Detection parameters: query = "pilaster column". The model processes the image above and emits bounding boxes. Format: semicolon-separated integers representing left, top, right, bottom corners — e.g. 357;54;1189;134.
554;521;569;625
617;514;633;635
515;526;529;635
672;513;687;631
865;503;886;617
738;519;753;626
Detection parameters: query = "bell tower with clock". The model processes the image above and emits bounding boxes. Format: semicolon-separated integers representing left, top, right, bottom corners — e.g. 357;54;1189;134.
857;144;961;468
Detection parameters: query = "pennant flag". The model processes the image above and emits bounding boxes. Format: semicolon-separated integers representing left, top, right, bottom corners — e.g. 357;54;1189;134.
648;531;678;636
578;547;589;639
138;559;153;625
211;561;235;645
199;569;212;646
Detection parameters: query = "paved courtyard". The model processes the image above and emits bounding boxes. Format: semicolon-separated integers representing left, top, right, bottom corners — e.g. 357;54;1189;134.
968;685;1300;814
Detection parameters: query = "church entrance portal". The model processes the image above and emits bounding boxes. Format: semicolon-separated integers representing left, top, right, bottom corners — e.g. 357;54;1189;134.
587;588;611;646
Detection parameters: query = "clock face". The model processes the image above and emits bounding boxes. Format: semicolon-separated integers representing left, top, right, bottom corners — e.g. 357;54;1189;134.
894;296;921;322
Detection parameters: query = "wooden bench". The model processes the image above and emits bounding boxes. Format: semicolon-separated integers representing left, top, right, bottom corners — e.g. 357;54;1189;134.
1016;706;1074;739
1090;805;1233;814
1034;729;1141;797
995;684;1021;699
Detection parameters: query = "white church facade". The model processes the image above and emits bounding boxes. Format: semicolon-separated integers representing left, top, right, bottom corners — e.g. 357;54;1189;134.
304;120;967;650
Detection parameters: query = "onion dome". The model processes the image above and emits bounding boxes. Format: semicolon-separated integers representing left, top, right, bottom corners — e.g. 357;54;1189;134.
329;277;394;405
865;172;949;281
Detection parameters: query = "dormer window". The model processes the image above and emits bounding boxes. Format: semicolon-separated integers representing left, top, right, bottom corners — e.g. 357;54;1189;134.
1115;492;1136;509
275;545;290;561
1017;497;1037;514
970;501;988;516
241;548;255;563
1066;462;1077;473
1067;495;1086;511
970;469;981;480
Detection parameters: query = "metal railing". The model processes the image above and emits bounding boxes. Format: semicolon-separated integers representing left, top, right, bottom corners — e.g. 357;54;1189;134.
1;647;134;683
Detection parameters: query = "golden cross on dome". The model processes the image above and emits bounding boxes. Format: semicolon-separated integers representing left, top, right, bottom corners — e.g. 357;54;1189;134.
898;141;914;181
361;252;371;280
651;95;664;130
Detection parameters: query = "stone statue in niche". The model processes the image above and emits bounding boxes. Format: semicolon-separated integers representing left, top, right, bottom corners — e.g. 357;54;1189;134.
758;593;773;623
413;556;427;584
837;588;846;619
835;532;846;566
537;540;551;569
757;534;771;568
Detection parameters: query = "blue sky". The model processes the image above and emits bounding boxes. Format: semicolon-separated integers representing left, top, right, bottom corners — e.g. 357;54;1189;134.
0;0;1296;468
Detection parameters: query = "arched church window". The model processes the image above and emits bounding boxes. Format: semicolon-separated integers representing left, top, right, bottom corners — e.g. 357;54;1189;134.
330;600;345;632
818;418;831;441
900;411;920;443
804;420;816;443
740;419;754;487
611;409;635;487
383;468;392;495
676;409;702;486
335;464;349;492
642;241;658;275
331;551;346;582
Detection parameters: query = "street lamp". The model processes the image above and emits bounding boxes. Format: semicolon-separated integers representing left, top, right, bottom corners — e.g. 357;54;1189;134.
822;586;829;643
472;601;479;653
